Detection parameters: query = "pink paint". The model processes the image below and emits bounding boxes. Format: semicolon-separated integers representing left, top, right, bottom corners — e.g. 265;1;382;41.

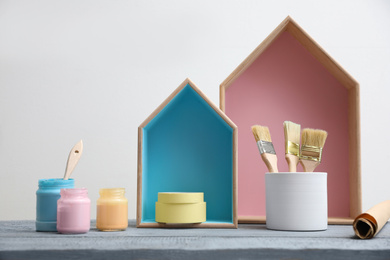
57;188;91;234
225;31;350;218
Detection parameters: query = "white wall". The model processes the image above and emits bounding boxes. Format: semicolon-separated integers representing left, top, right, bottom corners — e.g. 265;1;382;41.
0;0;389;220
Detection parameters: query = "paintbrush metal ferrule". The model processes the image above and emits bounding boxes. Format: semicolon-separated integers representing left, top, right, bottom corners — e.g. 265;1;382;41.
300;145;322;162
257;140;276;155
285;141;299;157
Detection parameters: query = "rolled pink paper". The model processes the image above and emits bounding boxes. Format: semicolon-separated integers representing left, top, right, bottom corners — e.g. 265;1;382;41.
353;200;390;239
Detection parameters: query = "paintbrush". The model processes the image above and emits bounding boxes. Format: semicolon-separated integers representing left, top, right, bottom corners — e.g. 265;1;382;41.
300;128;328;172
63;140;83;180
283;121;301;172
251;125;278;173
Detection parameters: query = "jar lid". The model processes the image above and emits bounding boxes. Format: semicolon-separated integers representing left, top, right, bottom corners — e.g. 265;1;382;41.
99;188;125;195
157;192;204;204
60;188;88;196
38;178;74;188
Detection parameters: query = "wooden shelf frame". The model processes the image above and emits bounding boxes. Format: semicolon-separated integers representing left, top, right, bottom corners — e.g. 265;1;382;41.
138;78;238;228
220;16;361;225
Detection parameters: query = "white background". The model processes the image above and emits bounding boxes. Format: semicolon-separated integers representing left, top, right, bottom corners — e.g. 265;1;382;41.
0;0;389;220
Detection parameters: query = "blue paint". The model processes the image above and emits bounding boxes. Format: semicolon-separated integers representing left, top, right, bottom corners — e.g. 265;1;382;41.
142;84;234;224
36;178;74;231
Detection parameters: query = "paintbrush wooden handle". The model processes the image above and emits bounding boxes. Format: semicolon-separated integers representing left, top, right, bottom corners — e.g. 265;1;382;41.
300;159;319;172
261;153;278;173
63;140;83;180
285;154;299;172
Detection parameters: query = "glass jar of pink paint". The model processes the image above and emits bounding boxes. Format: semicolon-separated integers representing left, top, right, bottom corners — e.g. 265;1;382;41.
57;188;91;234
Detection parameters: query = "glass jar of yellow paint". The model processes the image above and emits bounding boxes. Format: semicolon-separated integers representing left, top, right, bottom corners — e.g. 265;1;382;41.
96;188;128;231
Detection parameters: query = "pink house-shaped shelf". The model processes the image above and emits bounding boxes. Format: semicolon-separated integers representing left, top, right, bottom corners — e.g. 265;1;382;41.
220;16;361;224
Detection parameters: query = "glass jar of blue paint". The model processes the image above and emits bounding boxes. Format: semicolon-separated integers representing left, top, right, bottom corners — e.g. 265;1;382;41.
36;178;74;231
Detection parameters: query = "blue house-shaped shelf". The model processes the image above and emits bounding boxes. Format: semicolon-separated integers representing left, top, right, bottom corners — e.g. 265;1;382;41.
137;78;238;228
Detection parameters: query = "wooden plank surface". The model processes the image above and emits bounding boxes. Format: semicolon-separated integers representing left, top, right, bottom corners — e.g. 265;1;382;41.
1;220;389;260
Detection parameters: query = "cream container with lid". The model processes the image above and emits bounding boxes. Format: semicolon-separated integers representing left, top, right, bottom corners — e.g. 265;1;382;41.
155;192;206;224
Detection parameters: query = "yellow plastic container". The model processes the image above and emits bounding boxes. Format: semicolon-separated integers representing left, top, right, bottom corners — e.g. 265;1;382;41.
155;192;206;224
96;188;128;231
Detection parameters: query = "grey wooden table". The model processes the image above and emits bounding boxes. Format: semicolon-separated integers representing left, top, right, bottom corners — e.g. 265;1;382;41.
1;220;389;260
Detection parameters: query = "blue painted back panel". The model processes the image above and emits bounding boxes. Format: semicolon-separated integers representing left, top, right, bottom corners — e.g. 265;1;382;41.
142;84;233;223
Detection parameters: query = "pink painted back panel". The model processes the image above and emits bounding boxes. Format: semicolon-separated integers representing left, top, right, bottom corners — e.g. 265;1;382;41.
225;31;350;218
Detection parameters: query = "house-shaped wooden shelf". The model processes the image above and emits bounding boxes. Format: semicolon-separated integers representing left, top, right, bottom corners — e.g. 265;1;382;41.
220;16;361;225
137;78;238;228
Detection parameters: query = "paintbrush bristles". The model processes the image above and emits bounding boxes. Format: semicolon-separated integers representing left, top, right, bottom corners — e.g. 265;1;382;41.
251;125;278;172
300;128;328;172
284;121;300;172
301;128;328;148
283;121;301;145
251;125;272;142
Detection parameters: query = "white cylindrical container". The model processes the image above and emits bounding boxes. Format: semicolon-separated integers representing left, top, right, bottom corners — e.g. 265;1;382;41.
265;172;327;231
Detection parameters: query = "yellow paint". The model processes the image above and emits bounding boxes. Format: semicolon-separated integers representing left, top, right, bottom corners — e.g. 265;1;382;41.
155;192;206;224
96;188;128;231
